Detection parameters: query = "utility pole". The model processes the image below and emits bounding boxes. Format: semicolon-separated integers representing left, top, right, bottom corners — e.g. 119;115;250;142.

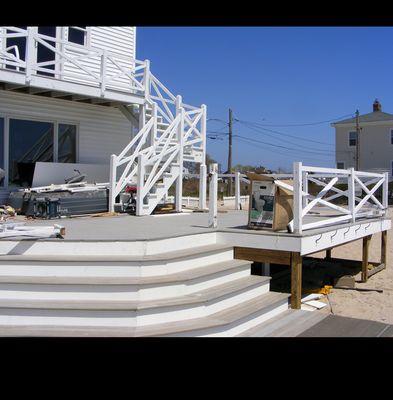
355;109;361;170
228;108;233;196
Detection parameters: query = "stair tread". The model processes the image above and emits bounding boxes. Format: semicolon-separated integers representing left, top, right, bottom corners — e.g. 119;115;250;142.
0;259;252;285
0;275;269;310
0;292;289;337
0;243;233;263
135;291;289;337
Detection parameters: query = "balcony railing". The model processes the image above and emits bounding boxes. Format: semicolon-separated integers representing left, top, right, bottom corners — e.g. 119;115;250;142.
0;26;148;97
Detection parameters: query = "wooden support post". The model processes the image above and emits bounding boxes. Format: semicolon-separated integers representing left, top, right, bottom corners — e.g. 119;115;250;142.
381;230;387;268
290;252;302;310
362;234;372;282
325;248;332;260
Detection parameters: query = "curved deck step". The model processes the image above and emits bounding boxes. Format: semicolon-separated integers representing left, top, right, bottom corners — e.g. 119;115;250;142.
0;275;269;310
0;291;289;337
0;243;232;263
0;259;251;285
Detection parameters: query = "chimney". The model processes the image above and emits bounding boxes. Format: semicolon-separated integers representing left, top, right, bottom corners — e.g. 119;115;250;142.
373;99;382;112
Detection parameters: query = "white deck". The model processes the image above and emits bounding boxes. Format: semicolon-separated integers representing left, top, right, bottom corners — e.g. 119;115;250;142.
0;210;390;257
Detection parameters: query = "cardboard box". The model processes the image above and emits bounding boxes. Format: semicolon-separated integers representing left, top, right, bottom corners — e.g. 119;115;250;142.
247;173;293;231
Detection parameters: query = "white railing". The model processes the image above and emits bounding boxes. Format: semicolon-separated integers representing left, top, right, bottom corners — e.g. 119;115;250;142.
109;71;207;214
275;162;389;234
0;27;147;95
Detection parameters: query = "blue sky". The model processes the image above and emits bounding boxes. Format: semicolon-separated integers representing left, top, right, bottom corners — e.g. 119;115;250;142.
137;27;393;171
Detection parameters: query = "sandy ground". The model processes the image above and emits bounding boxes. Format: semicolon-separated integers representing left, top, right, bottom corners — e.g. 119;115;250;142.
301;207;393;324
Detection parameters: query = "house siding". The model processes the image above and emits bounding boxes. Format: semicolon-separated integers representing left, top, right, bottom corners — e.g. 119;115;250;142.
335;123;393;176
0;90;134;201
62;26;136;91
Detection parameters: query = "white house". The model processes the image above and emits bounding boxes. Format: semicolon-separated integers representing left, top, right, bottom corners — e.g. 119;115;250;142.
332;99;393;178
0;26;207;213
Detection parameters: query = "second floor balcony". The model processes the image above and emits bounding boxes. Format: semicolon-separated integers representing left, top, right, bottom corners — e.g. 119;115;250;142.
0;27;148;105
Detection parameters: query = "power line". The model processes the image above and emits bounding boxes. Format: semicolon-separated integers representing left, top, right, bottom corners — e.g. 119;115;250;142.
236;119;335;146
244;113;354;127
234;134;333;156
234;136;333;163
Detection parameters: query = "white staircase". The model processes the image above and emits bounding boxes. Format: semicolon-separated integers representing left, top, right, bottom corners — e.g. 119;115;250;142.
109;71;207;215
0;242;290;337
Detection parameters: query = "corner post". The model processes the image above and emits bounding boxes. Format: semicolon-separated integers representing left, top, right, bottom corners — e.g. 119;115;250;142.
348;167;356;223
290;252;302;309
293;162;303;234
383;172;389;216
199;164;207;210
362;234;372;282
175;95;183;213
25;27;36;83
235;171;241;210
108;154;117;212
136;154;146;216
208;163;218;228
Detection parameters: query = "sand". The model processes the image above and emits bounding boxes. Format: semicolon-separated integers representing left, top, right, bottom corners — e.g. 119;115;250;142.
309;207;393;324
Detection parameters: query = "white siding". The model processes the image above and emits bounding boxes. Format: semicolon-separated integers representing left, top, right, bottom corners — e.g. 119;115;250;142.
62;26;136;92
0;90;133;165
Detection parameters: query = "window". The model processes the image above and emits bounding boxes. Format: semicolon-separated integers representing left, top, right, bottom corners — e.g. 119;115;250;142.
349;131;357;147
9;119;54;187
336;162;345;169
8;118;77;187
68;27;87;46
0;117;4;186
391;129;393;145
58;124;77;163
391;161;393;177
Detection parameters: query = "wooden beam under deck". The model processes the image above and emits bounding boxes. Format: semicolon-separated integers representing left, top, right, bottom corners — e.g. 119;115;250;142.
234;247;291;265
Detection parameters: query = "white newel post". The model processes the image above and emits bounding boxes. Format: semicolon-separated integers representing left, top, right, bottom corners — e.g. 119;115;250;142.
25;27;36;83
208;163;218;228
293;162;303;234
175;95;184;212
199;104;207;210
235;171;241;210
383;172;389;215
108;154;117;212
302;171;309;209
348;168;355;223
100;50;107;96
199;164;207;210
144;59;151;99
151;102;157;147
136;154;146;216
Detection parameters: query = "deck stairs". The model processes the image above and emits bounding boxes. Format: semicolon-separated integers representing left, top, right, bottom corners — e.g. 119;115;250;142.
0;241;289;337
109;72;206;215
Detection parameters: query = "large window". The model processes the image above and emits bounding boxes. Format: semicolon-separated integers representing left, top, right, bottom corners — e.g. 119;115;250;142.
349;131;357;147
9;119;54;187
58;124;77;163
0;117;4;186
7;118;77;187
68;27;88;46
336;162;345;170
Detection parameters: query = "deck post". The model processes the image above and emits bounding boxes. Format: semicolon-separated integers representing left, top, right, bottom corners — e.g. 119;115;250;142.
381;230;387;267
175;96;184;213
208;163;218;228
235;171;241;210
293;162;303;234
108;154;117;212
290;252;302;309
362;234;372;282
136;154;146;216
325;248;332;260
199;164;207;210
383;172;389;217
348;168;356;223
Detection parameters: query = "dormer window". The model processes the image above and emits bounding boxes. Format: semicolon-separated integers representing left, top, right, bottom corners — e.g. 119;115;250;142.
349;131;357;147
67;26;88;46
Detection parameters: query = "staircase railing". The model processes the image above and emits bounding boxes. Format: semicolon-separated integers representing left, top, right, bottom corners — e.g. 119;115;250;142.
109;70;207;214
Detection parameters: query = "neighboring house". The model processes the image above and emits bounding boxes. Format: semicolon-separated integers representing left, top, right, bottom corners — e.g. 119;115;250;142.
0;26;206;213
332;99;393;178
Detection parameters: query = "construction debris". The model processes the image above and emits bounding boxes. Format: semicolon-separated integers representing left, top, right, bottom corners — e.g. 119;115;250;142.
0;221;65;239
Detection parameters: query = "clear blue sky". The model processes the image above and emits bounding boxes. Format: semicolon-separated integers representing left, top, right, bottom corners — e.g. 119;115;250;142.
137;27;393;172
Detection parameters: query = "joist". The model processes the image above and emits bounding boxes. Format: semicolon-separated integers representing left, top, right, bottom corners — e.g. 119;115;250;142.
234;247;291;265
